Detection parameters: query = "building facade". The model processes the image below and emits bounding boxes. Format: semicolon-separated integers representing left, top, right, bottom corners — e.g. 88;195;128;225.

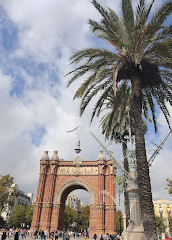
80;201;88;209
65;195;81;212
153;199;172;234
1;184;33;223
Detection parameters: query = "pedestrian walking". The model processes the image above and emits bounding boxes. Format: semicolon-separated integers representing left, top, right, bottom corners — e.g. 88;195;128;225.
34;230;38;240
2;230;7;240
44;230;48;240
100;234;103;240
55;231;58;240
14;230;19;240
93;234;97;240
40;231;44;240
51;231;54;240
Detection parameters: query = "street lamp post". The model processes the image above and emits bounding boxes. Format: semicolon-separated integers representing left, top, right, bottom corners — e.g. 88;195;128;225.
159;206;163;219
167;207;171;237
119;216;122;236
159;206;165;240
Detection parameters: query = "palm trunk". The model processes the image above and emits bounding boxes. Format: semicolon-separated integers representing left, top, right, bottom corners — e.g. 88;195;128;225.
131;74;157;240
122;140;130;228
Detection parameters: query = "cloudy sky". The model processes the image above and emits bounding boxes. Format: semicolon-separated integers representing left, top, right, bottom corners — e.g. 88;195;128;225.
0;0;171;207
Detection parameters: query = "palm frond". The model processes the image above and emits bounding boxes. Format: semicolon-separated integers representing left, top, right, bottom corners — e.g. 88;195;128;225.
122;0;134;36
143;88;157;132
143;1;172;40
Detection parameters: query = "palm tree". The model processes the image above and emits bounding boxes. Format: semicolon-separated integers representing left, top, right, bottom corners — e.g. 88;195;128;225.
81;84;150;228
100;87;132;228
95;86;132;228
67;0;172;239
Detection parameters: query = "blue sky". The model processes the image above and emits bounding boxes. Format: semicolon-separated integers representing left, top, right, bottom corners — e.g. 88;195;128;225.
0;0;171;206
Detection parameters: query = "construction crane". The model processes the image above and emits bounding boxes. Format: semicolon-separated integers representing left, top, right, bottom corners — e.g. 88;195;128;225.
148;129;172;166
67;126;172;181
90;131;135;181
90;129;172;183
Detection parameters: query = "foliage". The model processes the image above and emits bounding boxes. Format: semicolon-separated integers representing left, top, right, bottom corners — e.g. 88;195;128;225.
169;217;172;232
9;204;26;227
166;178;172;196
0;175;17;212
64;205;77;231
78;205;90;230
0;215;6;228
116;210;124;234
67;0;172;238
25;204;34;226
155;215;166;233
67;0;172;132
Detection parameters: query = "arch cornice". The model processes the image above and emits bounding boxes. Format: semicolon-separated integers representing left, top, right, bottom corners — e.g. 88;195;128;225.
54;178;96;205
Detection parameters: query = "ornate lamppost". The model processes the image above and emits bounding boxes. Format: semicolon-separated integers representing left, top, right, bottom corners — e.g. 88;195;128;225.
167;206;171;237
159;206;163;219
159;206;165;240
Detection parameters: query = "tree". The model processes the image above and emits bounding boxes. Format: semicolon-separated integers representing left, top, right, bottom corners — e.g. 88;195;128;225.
78;206;90;230
155;215;166;233
67;1;172;239
169;217;172;232
166;178;172;196
89;86;149;228
9;204;26;227
0;215;6;228
89;86;132;227
0;175;17;212
64;205;77;231
116;210;124;235
25;204;34;227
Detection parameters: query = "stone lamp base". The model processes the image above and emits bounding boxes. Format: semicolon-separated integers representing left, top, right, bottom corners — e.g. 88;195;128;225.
121;224;146;240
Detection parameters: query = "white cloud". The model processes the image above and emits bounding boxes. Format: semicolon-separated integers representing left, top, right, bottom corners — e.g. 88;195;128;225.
0;0;171;208
1;0;97;63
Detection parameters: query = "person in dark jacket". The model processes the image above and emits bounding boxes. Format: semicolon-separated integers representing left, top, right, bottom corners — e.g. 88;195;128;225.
2;230;7;240
14;229;19;240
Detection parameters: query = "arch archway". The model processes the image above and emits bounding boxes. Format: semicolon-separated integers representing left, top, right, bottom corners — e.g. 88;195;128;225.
31;151;116;236
55;179;96;205
54;179;96;231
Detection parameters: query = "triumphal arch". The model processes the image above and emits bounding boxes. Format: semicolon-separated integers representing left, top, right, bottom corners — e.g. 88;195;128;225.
31;149;116;236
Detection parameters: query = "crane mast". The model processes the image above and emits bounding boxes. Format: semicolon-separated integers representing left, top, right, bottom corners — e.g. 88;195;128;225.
148;129;172;166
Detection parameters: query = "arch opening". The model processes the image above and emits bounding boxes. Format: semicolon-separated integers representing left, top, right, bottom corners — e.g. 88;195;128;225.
55;179;96;206
54;179;95;233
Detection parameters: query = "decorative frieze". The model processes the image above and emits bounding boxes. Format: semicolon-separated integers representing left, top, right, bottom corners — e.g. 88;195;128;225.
99;165;104;174
40;165;47;174
56;166;98;175
129;192;140;200
90;204;115;209
50;165;56;173
42;202;53;208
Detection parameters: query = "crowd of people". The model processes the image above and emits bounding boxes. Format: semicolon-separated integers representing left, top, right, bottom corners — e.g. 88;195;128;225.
0;228;30;240
0;229;120;240
94;233;120;240
32;230;89;240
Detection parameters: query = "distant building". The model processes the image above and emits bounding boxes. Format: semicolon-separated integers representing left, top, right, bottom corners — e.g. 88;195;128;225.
80;201;88;208
1;184;33;223
65;195;81;212
153;199;172;234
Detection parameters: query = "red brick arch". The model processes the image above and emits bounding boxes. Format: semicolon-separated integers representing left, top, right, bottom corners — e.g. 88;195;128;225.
31;150;117;237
